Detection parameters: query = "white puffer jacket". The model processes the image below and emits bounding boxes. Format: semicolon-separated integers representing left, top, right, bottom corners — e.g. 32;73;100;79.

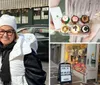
0;33;38;85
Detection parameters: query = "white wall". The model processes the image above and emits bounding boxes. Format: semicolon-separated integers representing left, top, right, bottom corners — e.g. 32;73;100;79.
85;44;98;83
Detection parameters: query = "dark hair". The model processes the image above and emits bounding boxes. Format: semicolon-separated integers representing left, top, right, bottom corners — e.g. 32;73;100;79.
13;30;18;41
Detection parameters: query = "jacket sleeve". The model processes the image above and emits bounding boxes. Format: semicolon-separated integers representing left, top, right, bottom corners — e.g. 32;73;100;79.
24;50;46;85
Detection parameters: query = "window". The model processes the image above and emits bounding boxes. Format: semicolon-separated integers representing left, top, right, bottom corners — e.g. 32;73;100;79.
34;8;41;20
41;7;48;19
1;9;28;24
15;9;21;24
33;7;49;20
1;9;22;24
22;9;28;23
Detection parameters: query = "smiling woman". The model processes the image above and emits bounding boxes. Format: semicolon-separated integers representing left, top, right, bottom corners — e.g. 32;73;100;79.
0;15;17;46
0;14;46;85
0;26;16;46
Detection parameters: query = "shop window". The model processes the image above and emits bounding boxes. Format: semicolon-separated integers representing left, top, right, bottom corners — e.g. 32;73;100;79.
1;9;22;24
22;9;28;23
15;9;21;24
34;8;41;20
1;10;12;15
41;7;48;19
65;44;87;74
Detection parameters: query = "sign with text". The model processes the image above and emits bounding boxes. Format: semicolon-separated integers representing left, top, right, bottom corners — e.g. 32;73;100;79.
59;63;72;84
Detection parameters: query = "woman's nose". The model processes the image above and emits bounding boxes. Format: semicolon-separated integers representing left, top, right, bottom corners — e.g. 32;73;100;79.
3;32;8;36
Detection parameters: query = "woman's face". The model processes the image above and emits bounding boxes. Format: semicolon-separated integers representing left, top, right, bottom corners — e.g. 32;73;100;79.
0;25;15;46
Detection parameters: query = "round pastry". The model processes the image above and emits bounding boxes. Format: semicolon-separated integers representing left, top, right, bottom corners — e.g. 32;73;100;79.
71;25;80;34
71;15;79;24
81;25;90;33
61;25;69;33
61;15;70;24
81;15;89;23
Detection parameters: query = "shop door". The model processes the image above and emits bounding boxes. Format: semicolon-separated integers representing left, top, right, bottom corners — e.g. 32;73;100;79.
85;44;98;83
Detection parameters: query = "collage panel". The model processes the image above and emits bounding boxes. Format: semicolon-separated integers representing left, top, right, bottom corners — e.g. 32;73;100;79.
50;44;100;85
49;0;100;85
0;0;49;85
1;0;100;85
50;0;100;42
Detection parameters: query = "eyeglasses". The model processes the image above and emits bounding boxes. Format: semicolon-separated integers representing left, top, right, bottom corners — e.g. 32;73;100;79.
0;30;15;36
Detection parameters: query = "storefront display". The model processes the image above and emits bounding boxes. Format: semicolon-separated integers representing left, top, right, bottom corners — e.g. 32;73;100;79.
64;44;98;83
65;44;87;74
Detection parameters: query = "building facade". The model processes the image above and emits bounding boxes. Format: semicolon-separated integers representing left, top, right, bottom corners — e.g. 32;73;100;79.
51;44;100;83
0;0;49;27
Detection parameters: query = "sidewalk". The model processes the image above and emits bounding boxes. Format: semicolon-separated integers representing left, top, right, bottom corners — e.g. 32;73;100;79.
50;61;82;85
55;80;97;85
50;61;97;85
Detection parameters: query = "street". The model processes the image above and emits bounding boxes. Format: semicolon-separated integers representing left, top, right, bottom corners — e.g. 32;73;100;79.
42;61;49;85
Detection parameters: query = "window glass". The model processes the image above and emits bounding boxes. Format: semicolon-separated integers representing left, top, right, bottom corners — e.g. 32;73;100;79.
41;7;48;19
15;9;21;24
22;9;28;23
1;9;22;24
34;8;41;20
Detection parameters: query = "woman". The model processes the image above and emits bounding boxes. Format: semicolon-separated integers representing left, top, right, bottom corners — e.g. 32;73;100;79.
0;14;46;85
50;0;100;42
